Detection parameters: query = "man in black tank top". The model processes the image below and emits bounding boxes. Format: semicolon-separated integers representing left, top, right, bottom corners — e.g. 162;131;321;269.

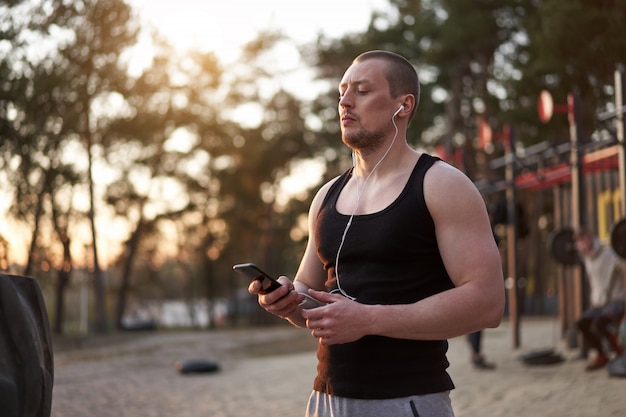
249;50;504;417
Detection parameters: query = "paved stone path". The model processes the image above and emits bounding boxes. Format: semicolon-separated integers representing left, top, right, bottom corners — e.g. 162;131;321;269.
51;318;625;417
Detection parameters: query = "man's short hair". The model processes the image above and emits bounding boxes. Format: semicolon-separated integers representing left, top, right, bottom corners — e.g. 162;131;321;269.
353;50;420;122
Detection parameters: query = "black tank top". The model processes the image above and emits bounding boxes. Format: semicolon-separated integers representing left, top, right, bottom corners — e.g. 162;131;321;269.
313;153;455;399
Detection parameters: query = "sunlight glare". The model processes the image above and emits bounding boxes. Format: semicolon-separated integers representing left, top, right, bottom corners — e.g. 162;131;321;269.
277;157;326;206
130;0;261;62
129;0;387;63
163;128;196;153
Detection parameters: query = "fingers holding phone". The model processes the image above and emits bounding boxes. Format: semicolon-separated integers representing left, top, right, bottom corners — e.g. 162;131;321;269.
235;262;325;322
242;271;303;318
234;263;282;294
255;275;297;302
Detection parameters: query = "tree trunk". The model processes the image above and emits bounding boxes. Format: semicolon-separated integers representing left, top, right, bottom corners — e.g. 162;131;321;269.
115;220;143;330
52;236;72;334
23;193;44;278
53;268;70;334
85;130;107;333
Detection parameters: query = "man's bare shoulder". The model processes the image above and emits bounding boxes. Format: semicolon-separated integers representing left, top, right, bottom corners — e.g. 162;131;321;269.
309;174;344;214
424;160;486;215
426;159;477;190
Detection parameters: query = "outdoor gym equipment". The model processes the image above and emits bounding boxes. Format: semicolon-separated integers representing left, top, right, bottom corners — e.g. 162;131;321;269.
547;228;578;266
548;221;626;263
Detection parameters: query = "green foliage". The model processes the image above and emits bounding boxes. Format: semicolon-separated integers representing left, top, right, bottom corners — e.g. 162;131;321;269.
511;0;626;142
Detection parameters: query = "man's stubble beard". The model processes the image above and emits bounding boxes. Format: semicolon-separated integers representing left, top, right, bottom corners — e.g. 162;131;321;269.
342;125;388;155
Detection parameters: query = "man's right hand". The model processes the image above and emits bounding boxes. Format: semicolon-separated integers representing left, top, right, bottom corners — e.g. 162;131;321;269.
248;276;304;319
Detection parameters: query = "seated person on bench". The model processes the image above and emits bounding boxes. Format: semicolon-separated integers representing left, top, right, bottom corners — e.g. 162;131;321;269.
574;228;625;371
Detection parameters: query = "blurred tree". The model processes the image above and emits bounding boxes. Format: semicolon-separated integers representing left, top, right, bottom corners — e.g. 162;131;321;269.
101;29;317;328
186;36;317;326
1;0;87;332
55;0;140;333
0;0;140;333
507;0;626;145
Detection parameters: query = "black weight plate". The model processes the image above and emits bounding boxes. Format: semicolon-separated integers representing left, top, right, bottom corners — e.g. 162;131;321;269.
610;219;626;259
520;348;564;366
175;359;220;374
548;228;578;265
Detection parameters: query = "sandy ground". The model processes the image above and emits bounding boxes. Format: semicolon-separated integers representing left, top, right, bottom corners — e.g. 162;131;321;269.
51;317;625;417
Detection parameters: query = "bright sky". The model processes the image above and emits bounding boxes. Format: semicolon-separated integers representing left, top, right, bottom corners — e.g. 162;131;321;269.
130;0;388;62
128;0;390;104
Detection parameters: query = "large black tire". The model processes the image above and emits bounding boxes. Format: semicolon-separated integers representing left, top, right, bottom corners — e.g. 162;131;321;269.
0;274;54;417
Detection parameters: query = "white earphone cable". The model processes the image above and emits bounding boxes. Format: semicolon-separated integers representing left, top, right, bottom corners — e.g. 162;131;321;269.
332;111;401;300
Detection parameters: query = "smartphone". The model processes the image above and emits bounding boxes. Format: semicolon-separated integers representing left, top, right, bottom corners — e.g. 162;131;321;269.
233;262;325;309
233;263;282;294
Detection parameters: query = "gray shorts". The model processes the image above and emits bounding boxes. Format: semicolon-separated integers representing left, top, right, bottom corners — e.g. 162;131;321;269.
305;390;455;417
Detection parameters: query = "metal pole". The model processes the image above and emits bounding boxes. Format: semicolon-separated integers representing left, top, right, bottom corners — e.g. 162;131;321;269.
569;93;582;229
616;70;625;216
568;92;585;326
504;124;520;348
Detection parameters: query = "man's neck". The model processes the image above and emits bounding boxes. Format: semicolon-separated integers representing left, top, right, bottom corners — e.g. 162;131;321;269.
353;140;414;179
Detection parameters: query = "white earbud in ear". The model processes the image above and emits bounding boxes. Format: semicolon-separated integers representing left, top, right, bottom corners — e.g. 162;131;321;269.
393;105;404;117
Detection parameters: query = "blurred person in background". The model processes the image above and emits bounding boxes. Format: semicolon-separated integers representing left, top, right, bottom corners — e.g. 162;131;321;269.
574;228;625;371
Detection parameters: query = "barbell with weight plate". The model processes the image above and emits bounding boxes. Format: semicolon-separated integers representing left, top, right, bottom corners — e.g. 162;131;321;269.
548;221;626;264
547;228;578;266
